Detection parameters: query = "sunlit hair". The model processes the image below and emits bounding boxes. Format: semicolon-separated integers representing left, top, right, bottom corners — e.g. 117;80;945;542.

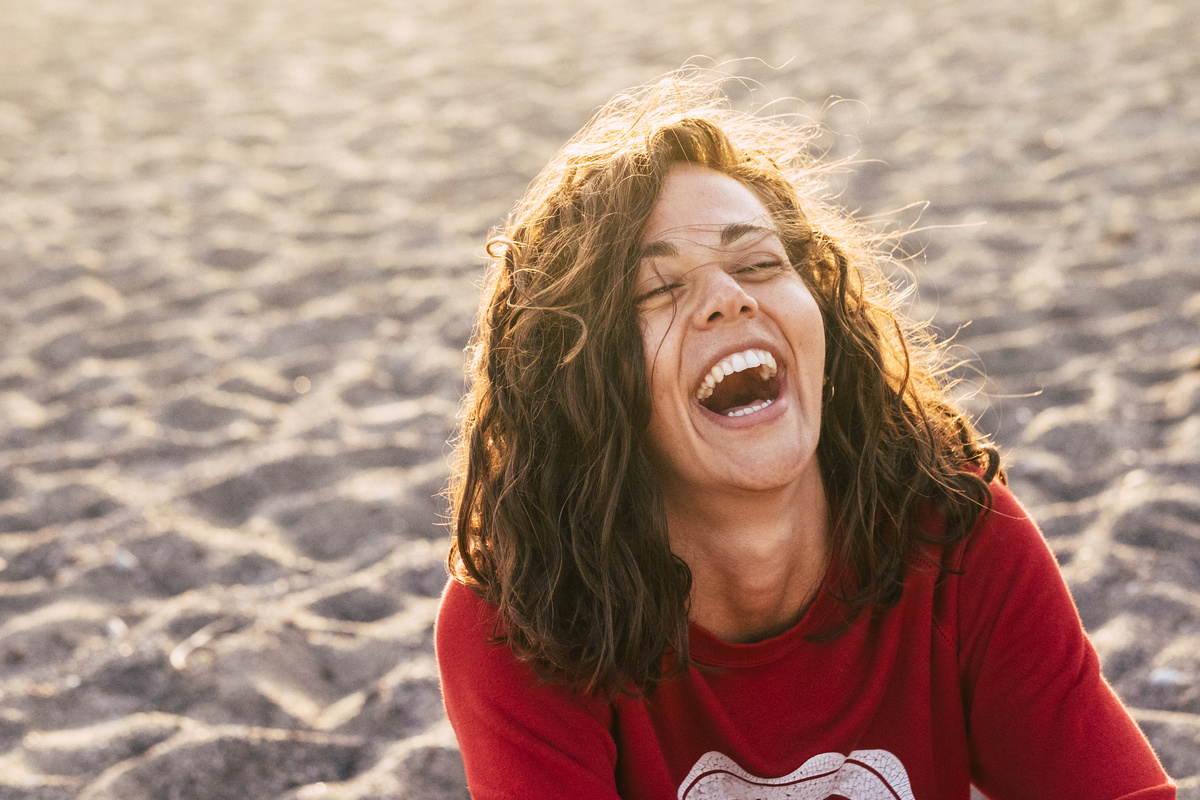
448;71;1002;696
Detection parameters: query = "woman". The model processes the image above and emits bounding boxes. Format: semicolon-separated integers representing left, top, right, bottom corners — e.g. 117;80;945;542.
435;74;1175;799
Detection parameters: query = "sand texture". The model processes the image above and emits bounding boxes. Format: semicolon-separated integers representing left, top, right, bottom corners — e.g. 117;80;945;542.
1;0;1198;796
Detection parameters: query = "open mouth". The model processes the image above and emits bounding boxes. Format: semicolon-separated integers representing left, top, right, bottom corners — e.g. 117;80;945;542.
695;349;781;417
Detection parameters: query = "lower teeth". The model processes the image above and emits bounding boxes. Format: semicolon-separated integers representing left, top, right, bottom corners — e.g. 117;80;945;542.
726;399;773;417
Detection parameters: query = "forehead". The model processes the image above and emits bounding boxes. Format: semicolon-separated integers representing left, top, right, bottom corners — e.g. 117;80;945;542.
640;164;775;249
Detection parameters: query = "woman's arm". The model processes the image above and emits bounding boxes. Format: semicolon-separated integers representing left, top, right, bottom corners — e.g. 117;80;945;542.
435;580;622;799
958;484;1175;799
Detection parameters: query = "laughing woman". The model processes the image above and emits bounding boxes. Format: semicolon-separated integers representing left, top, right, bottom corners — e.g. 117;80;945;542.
434;74;1175;799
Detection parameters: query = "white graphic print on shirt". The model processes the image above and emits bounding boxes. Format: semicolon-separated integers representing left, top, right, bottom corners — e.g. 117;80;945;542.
678;749;916;800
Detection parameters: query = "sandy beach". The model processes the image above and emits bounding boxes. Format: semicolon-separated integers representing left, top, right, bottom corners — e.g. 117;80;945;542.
1;0;1197;796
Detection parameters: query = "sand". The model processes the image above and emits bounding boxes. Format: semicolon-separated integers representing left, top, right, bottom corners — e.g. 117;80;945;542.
0;0;1197;796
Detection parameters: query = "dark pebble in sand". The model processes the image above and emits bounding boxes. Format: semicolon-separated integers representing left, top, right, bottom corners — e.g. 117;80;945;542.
126;532;212;595
308;587;399;623
215;553;286;586
30;332;90;370
201;247;269;272
0;540;68;582
186;456;341;526
99;736;365;800
35;484;122;527
274;498;409;561
398;745;470;799
159;398;244;432
338;676;444;739
386;562;450;599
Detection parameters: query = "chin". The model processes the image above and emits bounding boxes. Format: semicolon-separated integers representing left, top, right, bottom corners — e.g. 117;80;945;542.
708;451;818;495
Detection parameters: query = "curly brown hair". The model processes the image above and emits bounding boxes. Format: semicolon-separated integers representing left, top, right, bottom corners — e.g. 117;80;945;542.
448;72;1001;696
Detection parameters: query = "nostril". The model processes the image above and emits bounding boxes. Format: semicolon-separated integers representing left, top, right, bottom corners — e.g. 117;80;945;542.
707;311;722;323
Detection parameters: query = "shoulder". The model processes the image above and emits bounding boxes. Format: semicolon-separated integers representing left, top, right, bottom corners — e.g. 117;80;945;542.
947;484;1176;796
436;579;608;709
435;579;506;677
945;479;1088;666
436;579;525;709
435;579;619;794
926;479;1071;655
436;577;492;635
978;479;1038;534
957;479;1054;577
918;479;1049;585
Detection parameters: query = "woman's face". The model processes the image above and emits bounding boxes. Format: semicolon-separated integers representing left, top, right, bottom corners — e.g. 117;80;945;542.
637;163;826;499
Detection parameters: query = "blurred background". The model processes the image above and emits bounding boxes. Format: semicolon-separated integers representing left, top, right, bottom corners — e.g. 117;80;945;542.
1;0;1198;796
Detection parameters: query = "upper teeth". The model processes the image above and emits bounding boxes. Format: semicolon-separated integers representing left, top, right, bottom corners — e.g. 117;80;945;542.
696;349;778;401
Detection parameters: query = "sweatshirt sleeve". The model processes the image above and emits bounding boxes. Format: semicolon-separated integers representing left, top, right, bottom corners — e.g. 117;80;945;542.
958;482;1176;800
434;579;622;799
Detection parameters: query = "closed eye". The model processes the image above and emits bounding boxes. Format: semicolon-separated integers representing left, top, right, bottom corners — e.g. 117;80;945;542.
637;283;679;303
733;259;788;278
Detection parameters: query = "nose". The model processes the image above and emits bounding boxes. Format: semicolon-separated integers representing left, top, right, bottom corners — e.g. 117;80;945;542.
694;269;758;328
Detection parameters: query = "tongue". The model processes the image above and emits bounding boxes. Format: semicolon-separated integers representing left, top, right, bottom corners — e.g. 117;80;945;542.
701;371;776;414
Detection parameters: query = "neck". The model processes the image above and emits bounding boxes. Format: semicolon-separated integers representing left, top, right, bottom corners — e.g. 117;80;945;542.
663;467;830;643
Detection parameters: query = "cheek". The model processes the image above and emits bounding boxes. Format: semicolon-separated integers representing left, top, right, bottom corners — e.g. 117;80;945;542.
773;281;824;333
778;287;826;379
639;313;676;387
792;282;824;333
803;309;826;372
802;298;825;349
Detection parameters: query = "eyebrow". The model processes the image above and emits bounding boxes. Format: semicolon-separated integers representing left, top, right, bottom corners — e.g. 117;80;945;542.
638;223;779;261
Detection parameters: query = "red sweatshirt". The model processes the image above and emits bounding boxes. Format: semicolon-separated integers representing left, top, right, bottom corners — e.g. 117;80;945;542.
436;482;1175;799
